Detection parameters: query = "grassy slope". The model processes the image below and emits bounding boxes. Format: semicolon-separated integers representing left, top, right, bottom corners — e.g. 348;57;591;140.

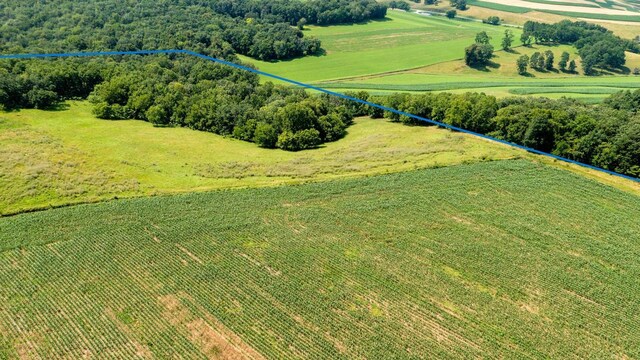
2;160;640;358
239;10;516;83
0;101;520;215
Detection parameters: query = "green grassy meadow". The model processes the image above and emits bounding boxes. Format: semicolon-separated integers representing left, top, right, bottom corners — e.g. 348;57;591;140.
0;101;521;215
238;10;640;102
239;10;518;83
2;160;640;358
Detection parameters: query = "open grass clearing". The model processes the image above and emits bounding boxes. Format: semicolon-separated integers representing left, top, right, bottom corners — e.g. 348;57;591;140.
0;101;520;215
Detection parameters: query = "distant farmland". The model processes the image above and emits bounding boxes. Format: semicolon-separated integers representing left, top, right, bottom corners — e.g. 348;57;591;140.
2;160;640;358
241;10;640;102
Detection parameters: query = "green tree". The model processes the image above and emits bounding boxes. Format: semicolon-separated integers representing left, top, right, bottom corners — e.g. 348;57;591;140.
520;33;532;46
501;30;514;51
450;0;467;10
145;104;171;126
544;50;554;70
530;52;542;70
26;88;59;109
254;122;279;148
297;17;307;30
558;51;570;71
464;43;494;67
517;55;529;75
569;59;577;72
484;16;500;25
446;9;457;18
475;31;491;45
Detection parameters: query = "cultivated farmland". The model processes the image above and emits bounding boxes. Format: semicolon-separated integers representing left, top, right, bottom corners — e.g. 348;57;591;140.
2;160;640;358
241;10;640;102
239;10;516;82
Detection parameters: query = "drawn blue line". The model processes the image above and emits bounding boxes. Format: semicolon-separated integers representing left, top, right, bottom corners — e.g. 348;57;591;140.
1;49;638;183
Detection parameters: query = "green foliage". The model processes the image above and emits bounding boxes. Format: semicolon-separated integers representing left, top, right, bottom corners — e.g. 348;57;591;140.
483;16;501;25
520;33;532;46
529;52;545;71
516;55;529;75
522;20;638;74
450;0;468;10
558;51;570;71
388;1;412;11
465;43;494;66
544;50;555;70
276;129;321;151
446;9;457;18
253;122;279;148
475;31;491;45
501;30;514;51
374;90;640;178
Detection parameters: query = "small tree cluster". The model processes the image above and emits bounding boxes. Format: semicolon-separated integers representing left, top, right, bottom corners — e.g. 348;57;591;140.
465;32;493;67
483;16;500;25
450;0;467;10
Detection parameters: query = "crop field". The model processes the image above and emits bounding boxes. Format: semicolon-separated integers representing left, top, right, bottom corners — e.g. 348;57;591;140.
319;45;640;102
413;1;640;38
239;10;639;102
2;160;640;358
467;0;640;21
0;101;521;215
239;10;516;83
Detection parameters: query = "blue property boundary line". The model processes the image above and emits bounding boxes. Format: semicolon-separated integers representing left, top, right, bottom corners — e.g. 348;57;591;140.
1;49;638;183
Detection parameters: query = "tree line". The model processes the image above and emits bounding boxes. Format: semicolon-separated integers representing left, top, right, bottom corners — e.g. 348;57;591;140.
0;0;385;62
208;0;387;25
367;91;640;177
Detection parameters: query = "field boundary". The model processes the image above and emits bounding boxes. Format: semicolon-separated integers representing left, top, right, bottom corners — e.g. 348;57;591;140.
1;49;638;183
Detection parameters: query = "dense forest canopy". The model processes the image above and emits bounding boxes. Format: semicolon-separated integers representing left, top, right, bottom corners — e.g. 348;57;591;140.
0;0;385;60
0;0;387;151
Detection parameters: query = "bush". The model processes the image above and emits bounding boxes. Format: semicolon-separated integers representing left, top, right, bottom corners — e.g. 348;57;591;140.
276;129;321;151
446;10;457;18
26;88;59;109
254;122;279;148
465;43;493;66
483;16;500;25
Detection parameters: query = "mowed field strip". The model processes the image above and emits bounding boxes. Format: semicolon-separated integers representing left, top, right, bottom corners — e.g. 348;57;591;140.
2;160;640;358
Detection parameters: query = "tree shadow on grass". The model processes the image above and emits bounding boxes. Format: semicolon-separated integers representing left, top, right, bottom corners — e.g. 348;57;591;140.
313;17;392;28
46;102;71;112
263;48;328;64
469;60;501;72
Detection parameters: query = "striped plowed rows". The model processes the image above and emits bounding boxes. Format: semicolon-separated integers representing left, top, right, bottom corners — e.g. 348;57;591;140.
1;160;639;358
